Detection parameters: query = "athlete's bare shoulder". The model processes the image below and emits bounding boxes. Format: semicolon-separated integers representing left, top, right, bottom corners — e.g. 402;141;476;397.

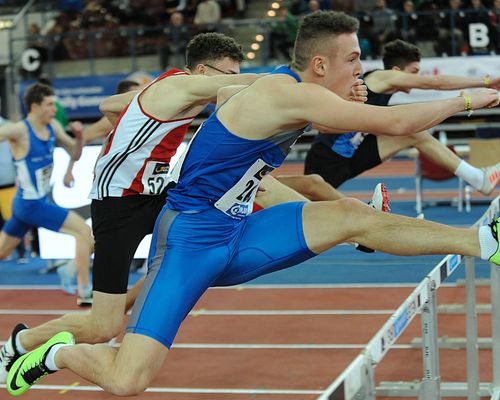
0;120;27;143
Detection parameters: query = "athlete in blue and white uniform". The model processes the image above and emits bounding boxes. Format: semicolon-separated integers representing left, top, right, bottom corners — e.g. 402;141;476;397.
127;66;315;347
0;83;93;306
9;12;500;398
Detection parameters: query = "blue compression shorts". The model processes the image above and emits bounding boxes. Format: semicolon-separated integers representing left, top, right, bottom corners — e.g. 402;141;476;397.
3;196;69;238
126;201;316;348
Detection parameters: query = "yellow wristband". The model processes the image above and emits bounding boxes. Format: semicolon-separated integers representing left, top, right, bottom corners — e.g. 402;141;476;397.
462;94;473;117
484;74;491;87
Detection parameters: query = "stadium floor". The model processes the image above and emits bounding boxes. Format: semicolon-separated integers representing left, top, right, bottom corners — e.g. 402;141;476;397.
0;158;497;399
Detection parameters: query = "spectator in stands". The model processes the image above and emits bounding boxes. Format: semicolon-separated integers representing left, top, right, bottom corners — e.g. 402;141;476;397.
370;0;398;56
355;0;376;13
412;0;440;44
398;0;418;44
27;23;47;63
159;12;191;69
436;0;467;55
269;6;299;62
194;0;221;31
331;0;354;13
491;0;500;53
234;0;246;18
307;0;321;13
48;22;71;60
465;0;492;54
58;0;84;13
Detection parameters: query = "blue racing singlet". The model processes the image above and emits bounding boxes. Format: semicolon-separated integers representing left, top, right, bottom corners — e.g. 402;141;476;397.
168;65;309;219
14;120;56;200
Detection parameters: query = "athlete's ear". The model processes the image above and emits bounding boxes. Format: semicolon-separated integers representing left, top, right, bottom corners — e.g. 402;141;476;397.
391;66;402;71
311;56;326;76
193;63;207;75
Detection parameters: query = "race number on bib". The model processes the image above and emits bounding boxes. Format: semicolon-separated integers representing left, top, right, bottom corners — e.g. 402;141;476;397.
35;165;53;196
215;159;274;219
141;161;170;195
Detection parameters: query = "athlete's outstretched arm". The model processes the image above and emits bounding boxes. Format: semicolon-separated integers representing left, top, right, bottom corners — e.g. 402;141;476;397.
372;70;500;93
152;73;260;106
288;83;499;136
100;90;139;125
83;116;113;143
53;119;84;161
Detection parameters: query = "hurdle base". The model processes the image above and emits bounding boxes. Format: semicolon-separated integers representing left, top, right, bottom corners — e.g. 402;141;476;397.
376;381;491;397
411;336;492;349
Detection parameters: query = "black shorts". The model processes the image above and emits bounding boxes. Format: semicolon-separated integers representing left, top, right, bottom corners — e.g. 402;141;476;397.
91;189;169;294
304;134;382;188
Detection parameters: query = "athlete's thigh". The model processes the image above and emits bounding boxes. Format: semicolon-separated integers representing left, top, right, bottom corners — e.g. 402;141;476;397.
91;197;160;294
256;175;308;208
216;202;316;286
127;208;230;348
89;291;127;333
376;134;418;161
24;200;69;232
2;213;30;241
0;229;23;256
58;210;88;236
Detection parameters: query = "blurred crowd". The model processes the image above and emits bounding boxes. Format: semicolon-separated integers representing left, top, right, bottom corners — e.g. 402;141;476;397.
10;0;500;67
274;0;499;59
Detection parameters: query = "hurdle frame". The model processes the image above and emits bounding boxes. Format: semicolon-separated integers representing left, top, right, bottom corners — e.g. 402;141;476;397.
317;195;500;400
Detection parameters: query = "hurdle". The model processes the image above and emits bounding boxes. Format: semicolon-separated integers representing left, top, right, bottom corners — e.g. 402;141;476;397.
317;195;500;400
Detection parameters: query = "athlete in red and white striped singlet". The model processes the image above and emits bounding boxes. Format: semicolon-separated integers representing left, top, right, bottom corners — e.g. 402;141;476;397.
89;69;193;200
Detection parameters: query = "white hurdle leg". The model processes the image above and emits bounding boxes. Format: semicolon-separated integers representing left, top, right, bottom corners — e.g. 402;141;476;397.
418;280;441;400
491;263;500;400
465;256;480;400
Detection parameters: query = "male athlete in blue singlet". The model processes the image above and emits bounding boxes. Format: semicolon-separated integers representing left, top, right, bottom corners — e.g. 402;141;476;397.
8;12;500;397
0;83;93;307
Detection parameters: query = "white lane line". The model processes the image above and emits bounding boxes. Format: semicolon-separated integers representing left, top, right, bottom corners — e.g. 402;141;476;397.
0;283;422;290
171;343;413;349
0;308;395;316
0;340;412;349
0;383;323;394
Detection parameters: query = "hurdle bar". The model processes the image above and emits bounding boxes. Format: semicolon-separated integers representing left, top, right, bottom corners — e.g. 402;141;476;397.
317;195;500;400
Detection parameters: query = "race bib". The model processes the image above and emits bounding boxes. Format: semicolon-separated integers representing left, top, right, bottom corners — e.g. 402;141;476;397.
35;165;53;196
215;159;274;219
141;160;170;195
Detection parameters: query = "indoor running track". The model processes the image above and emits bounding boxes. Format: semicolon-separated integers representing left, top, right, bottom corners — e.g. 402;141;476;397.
0;284;493;400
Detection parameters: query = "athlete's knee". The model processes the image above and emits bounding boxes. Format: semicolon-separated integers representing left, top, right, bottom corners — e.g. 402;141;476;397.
326;198;376;228
0;241;15;259
75;224;93;248
301;174;326;195
88;323;121;344
0;247;9;259
305;174;326;187
86;315;122;344
105;370;150;396
328;197;367;214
